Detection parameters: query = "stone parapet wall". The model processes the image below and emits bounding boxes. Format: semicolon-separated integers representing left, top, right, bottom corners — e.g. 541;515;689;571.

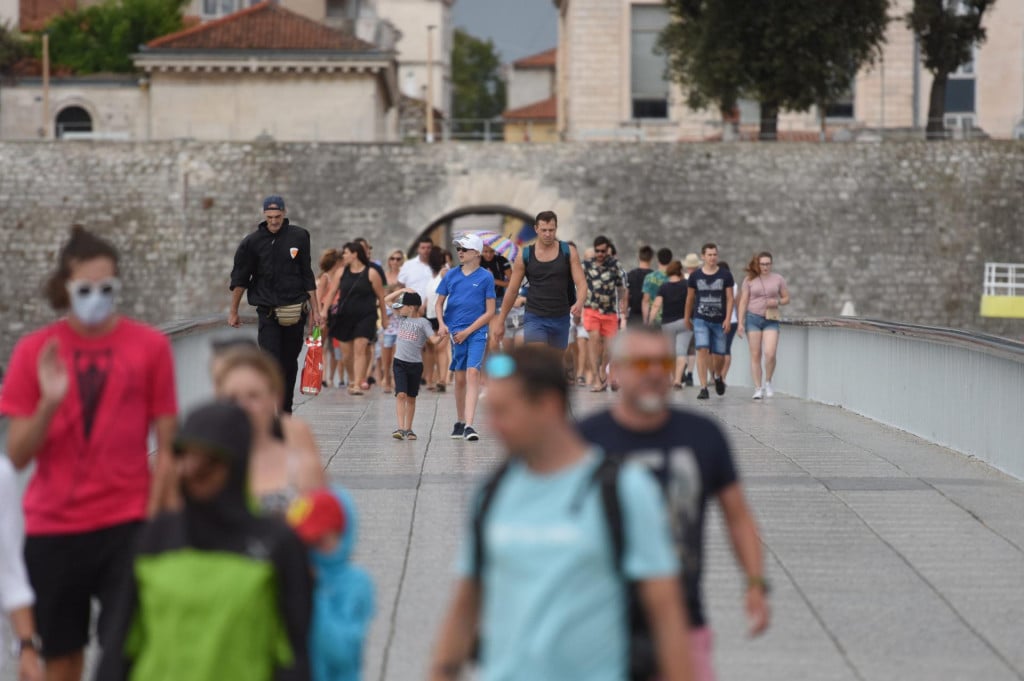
1;139;1022;362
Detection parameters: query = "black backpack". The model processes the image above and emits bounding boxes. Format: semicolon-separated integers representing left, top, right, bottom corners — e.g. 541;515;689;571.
470;455;656;681
522;240;578;308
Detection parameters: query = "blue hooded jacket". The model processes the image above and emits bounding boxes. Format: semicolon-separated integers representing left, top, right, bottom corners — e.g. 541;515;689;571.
309;485;375;681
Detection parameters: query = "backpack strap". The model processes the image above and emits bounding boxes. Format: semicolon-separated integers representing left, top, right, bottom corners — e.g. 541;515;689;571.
593;455;626;575
560;240;571;259
522;245;533;266
471;461;512;581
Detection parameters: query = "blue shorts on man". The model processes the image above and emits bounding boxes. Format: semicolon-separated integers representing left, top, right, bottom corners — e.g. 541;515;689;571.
693;317;728;356
522;312;571;350
451;329;488;371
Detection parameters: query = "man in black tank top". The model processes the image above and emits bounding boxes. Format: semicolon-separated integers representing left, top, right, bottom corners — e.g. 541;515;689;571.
491;211;586;350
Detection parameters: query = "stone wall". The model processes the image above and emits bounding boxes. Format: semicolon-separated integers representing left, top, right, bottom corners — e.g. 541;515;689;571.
1;139;1023;362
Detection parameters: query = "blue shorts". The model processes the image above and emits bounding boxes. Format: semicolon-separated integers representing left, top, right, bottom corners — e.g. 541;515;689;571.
522;312;571;350
693;318;727;355
382;333;398;349
745;312;780;333
451;330;488;371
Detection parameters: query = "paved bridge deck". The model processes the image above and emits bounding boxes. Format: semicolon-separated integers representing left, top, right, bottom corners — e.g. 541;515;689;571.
4;385;1022;681
297;385;1024;681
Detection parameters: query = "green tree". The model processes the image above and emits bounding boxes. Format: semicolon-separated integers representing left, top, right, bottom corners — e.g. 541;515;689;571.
0;21;30;76
451;28;506;121
41;0;186;74
660;0;890;140
906;0;995;139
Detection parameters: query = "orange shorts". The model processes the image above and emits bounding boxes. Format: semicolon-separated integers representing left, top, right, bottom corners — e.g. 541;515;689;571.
582;308;619;338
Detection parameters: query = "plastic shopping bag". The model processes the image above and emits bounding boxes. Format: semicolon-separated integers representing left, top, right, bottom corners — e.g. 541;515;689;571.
301;327;324;395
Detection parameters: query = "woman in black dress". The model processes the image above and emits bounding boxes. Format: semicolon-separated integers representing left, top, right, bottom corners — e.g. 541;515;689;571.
320;242;387;395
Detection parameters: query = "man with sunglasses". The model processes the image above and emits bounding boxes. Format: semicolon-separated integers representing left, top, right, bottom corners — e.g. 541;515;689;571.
2;227;178;681
582;235;627;392
430;347;693;681
578;327;770;681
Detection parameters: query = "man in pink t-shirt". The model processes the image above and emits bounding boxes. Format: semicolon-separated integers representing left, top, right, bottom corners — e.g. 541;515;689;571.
1;227;177;681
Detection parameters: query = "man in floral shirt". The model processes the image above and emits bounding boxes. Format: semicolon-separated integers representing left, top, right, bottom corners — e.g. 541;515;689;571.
583;235;626;392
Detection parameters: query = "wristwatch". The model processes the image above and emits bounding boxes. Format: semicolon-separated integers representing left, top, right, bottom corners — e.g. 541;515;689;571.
747;575;771;594
15;634;42;657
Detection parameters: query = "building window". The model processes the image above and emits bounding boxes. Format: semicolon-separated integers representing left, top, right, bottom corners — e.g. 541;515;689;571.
202;0;254;19
630;4;670;120
945;50;976;114
55;106;92;139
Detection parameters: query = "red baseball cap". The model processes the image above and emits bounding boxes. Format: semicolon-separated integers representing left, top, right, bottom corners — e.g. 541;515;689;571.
287;489;346;544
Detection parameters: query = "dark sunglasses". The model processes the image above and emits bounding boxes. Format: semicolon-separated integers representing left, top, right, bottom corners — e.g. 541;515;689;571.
389;256;403;261
618;356;674;372
455;247;468;253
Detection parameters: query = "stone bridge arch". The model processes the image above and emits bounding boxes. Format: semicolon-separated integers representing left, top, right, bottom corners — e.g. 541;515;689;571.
401;168;578;253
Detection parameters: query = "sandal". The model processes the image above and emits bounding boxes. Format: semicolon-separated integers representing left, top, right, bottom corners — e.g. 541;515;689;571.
436;383;446;393
589;382;607;393
348;387;364;396
406;431;418;441
392;429;405;440
576;376;586;386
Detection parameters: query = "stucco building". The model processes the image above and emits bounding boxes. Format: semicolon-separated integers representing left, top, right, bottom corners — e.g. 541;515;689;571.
555;0;1024;141
502;47;557;143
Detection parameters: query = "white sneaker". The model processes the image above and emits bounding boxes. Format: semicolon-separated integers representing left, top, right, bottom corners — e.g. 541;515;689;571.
764;382;775;398
752;387;764;400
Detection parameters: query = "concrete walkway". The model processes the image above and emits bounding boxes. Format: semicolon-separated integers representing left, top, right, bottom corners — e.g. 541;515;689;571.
3;384;1022;681
296;384;1024;681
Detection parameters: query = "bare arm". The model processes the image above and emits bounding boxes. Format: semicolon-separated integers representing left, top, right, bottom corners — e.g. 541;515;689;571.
369;269;388;325
147;415;178;516
11;606;42;681
436;295;449;336
649;295;664;324
569;245;587;318
319;266;343;320
718;483;770;636
639;576;693;681
642;292;652;325
384;287;414;305
779;281;790;306
724;286;734;332
683;285;695;329
7;339;67;470
428;579;481;681
229;287;245;327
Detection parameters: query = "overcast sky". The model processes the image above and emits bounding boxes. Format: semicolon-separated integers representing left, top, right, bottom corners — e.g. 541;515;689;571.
453;0;558;64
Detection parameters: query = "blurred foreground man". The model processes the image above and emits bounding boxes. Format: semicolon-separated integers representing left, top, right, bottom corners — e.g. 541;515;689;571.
579;326;770;681
429;347;692;681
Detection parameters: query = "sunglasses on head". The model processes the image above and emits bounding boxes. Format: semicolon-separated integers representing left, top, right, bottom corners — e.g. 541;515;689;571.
66;278;121;297
619;356;674;372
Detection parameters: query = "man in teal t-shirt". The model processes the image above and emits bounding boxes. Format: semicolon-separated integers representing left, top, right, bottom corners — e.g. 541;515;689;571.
642;247;672;324
429;347;693;681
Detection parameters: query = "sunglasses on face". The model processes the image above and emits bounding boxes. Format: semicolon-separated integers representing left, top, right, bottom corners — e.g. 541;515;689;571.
389;256;402;261
619;356;674;372
455;247;468;253
66;278;122;297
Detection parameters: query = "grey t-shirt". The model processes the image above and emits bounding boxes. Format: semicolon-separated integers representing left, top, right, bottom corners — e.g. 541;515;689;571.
395;316;434;363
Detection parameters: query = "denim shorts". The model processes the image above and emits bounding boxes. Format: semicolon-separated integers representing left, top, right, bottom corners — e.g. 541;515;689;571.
382;333;398;349
745;312;781;333
523;312;571;350
692;317;727;355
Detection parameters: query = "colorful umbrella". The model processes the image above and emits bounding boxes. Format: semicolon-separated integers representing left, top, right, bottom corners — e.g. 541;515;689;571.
491;237;520;262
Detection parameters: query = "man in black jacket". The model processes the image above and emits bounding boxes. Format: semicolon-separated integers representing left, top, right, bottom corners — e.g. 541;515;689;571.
228;196;321;413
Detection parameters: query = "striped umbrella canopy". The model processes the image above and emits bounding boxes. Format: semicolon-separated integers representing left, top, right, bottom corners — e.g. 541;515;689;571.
472;231;504;247
490;237;520;262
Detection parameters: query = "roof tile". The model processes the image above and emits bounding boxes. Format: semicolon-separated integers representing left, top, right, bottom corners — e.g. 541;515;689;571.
513;48;556;69
503;95;556;121
146;2;377;52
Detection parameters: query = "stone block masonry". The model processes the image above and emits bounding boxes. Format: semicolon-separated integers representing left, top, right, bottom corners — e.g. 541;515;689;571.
1;139;1022;363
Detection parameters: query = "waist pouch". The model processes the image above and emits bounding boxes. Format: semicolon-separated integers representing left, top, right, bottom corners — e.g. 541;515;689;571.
274;302;307;326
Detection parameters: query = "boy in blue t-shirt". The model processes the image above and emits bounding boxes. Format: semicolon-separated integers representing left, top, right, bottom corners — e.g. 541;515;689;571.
435;233;496;441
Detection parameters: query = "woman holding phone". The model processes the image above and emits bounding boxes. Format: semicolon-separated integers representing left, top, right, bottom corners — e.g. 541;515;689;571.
736;251;789;399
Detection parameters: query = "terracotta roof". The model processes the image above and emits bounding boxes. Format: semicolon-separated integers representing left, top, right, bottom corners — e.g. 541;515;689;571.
146;2;378;52
19;0;75;32
513;48;556;69
503;96;556;121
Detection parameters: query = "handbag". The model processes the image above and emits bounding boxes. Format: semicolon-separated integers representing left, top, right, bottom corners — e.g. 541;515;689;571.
300;327;324;395
274;302;306;327
759;277;781;321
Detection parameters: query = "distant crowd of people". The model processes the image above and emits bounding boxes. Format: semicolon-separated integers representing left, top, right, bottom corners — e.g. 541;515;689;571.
0;197;791;681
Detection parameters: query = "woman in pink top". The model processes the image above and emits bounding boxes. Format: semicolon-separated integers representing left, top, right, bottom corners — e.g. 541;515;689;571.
737;252;790;399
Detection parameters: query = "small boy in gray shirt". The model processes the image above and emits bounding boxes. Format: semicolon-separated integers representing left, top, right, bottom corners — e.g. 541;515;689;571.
383;289;442;440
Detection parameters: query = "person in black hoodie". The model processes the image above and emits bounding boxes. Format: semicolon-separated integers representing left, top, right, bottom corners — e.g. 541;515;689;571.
96;400;312;681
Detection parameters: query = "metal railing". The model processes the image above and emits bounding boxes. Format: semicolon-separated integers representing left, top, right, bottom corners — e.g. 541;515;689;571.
729;317;1024;480
983;263;1024;297
401;118;506;143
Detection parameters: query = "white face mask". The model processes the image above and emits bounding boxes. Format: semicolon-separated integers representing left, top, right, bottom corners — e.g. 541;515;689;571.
66;278;121;327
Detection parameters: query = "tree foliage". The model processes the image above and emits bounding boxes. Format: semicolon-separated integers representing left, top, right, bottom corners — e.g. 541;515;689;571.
41;0;187;74
906;0;995;138
451;28;506;120
660;0;890;139
0;21;30;76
